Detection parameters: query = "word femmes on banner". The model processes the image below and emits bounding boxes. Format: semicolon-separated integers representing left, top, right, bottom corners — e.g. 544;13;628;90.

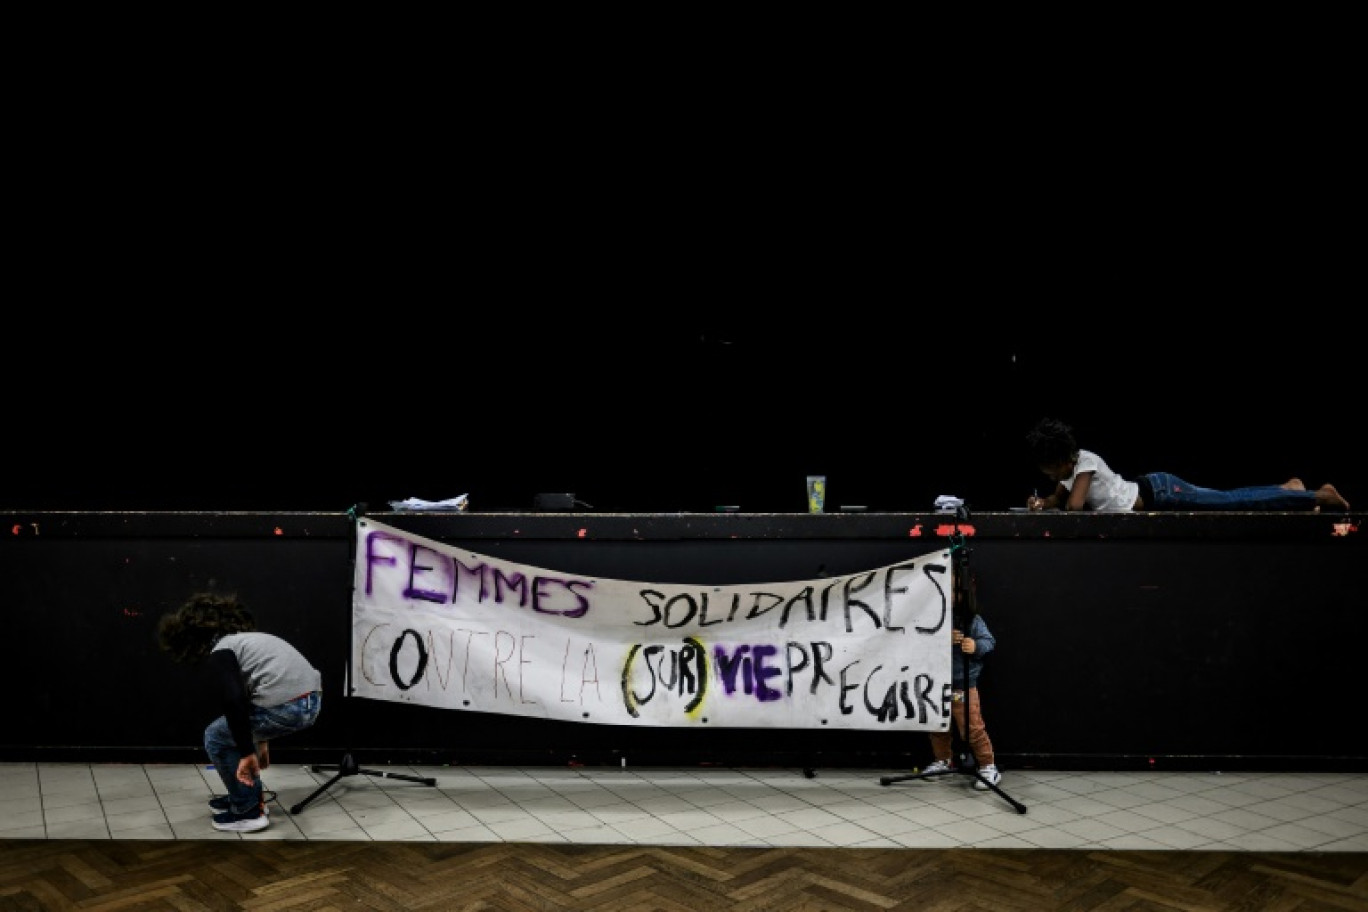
358;529;953;636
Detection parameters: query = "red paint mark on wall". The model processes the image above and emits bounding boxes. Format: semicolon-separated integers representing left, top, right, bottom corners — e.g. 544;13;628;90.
908;525;924;537
577;528;588;538
934;523;977;538
274;527;284;536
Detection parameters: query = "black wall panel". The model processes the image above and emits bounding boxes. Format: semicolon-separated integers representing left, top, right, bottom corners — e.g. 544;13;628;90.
4;510;1362;772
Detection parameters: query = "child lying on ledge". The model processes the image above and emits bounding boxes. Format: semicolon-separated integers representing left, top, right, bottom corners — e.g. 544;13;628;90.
1024;418;1350;513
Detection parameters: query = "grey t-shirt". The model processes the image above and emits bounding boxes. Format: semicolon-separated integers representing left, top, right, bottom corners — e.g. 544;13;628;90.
213;632;322;708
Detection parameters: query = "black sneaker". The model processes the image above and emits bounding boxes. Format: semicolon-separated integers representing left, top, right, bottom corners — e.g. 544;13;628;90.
209;795;269;815
211;805;270;833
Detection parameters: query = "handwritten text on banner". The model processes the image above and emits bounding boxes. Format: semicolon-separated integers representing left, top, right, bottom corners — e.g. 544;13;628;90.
351;518;955;731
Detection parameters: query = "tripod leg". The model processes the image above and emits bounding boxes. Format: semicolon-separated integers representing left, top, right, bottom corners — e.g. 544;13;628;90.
290;766;349;815
880;768;954;786
354;768;437;786
290;752;360;815
972;771;1028;814
290;754;438;814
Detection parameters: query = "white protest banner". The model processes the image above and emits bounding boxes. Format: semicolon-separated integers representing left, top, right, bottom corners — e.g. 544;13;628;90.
351;518;955;731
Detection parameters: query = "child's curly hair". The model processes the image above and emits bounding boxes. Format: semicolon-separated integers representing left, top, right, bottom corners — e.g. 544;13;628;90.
1025;417;1079;467
157;592;256;664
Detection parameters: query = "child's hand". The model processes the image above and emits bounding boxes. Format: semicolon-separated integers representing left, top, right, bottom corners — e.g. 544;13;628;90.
960;637;977;654
236;754;261;787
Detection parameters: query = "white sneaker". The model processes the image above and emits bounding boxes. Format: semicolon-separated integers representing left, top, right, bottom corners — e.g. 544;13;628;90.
973;765;1001;790
920;759;952;776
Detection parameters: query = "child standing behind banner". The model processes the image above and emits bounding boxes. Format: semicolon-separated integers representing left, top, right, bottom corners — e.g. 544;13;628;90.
922;573;1000;790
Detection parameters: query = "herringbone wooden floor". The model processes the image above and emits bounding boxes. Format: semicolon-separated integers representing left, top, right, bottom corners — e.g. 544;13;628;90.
2;840;1366;911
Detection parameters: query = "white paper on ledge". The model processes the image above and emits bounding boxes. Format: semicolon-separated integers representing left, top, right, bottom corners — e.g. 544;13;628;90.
387;494;469;512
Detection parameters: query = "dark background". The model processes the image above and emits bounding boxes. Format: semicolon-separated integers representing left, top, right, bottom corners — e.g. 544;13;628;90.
8;51;1357;516
9;319;1354;516
5;38;1362;773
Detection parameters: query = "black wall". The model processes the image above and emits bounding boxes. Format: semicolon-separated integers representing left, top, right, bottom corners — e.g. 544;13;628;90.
7;324;1358;520
8;42;1358;777
6;510;1363;772
10;49;1357;519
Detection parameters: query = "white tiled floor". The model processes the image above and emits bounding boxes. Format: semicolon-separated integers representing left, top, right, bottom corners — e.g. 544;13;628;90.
2;762;1367;851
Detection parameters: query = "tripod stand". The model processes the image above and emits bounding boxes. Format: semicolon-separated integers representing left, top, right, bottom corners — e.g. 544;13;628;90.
879;510;1026;814
291;751;437;814
290;504;438;815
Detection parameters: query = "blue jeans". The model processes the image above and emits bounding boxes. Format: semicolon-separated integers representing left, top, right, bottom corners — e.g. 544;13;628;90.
204;691;321;813
1141;472;1317;512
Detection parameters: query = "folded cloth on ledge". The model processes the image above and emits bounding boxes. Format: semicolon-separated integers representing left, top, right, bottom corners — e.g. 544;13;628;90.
388;495;469;512
934;495;964;512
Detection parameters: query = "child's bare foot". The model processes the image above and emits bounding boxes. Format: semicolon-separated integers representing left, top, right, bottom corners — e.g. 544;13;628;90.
1281;478;1306;491
1313;484;1349;511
